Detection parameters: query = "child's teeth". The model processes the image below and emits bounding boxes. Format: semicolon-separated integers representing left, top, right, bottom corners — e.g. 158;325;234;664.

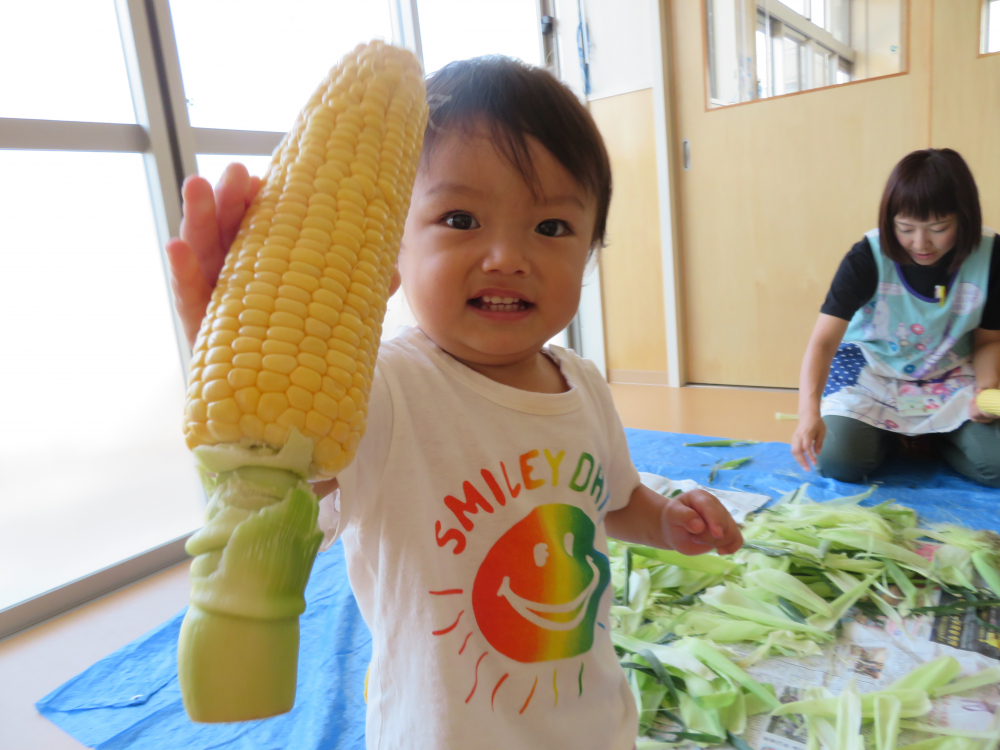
482;295;521;304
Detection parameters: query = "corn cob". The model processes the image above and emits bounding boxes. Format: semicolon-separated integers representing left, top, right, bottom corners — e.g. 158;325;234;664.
977;389;1000;417
177;40;427;723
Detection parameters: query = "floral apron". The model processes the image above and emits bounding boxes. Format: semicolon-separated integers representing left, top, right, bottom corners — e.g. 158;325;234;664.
821;228;995;435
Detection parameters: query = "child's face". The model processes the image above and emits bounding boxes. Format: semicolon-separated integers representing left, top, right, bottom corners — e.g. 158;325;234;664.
893;214;957;265
397;124;597;366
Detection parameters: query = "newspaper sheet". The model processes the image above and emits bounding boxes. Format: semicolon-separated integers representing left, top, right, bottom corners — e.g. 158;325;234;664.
647;601;1000;748
639;472;770;525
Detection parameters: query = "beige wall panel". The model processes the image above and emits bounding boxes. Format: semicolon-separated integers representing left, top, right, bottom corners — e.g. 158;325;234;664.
591;89;669;375
670;0;931;387
931;1;1000;231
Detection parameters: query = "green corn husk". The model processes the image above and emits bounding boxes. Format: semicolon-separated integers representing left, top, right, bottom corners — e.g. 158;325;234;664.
932;666;1000;697
610;481;1000;748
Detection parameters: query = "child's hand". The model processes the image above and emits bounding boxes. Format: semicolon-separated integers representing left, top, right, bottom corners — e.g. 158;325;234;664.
661;489;743;556
165;163;261;346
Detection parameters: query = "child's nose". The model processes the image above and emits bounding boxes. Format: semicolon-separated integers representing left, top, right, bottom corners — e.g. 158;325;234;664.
482;237;529;275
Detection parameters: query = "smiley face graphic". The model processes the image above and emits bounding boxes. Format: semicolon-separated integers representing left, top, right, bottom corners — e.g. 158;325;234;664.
471;504;610;663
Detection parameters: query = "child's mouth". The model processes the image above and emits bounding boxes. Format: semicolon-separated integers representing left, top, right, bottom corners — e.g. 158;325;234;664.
470;295;533;313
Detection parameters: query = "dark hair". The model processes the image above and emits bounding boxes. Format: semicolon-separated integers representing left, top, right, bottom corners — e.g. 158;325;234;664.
878;148;982;272
422;56;612;250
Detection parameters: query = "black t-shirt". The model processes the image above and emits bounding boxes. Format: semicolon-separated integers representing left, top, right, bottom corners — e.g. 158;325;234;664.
821;234;1000;330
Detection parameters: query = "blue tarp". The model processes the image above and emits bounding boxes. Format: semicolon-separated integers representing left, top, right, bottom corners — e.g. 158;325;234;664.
624;429;1000;534
37;430;1000;748
36;543;371;750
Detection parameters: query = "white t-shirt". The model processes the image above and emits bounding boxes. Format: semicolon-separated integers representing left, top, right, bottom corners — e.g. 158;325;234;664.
321;327;641;750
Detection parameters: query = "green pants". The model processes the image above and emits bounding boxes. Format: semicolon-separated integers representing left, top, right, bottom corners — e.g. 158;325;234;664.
819;415;1000;488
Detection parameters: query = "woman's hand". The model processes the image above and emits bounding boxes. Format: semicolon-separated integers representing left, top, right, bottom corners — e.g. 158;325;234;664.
165;163;261;347
791;412;826;470
970;390;997;424
660;490;743;556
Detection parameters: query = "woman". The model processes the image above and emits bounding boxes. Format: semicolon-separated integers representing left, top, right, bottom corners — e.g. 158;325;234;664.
792;148;1000;487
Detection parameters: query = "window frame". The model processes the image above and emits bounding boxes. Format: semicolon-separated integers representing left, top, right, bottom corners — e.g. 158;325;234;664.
1;0;568;641
0;0;190;641
706;0;903;111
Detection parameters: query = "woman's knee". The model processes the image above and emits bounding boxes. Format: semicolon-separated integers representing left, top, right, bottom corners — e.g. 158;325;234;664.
817;454;875;483
818;417;887;482
945;421;1000;488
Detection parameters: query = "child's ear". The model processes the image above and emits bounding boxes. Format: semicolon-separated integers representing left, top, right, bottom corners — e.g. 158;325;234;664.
388;266;402;297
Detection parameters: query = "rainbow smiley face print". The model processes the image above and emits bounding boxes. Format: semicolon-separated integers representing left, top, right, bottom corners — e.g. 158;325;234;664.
471;504;610;664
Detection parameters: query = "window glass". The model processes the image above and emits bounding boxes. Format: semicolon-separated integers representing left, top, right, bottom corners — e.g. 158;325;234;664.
780;34;803;94
810;0;826;28
812;47;833;88
989;0;1000;53
710;0;898;107
0;151;204;612
168;0;393;132
418;0;541;75
756;14;770;99
0;0;135;123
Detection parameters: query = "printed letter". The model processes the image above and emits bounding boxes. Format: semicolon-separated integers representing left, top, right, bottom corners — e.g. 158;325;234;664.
435;520;466;554
543;449;565;486
590;463;605;499
500;461;522;498
481;468;507;507
444;481;495;531
569;452;594;492
520;450;544;490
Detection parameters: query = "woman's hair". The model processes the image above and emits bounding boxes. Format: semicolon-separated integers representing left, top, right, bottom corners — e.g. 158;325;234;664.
878;148;982;272
422;56;612;251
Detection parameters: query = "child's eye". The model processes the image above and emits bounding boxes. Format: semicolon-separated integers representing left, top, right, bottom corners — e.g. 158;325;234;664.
444;213;479;230
536;219;571;237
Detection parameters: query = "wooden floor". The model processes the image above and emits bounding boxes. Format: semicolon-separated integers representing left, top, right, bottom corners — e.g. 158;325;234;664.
0;384;798;750
610;383;799;444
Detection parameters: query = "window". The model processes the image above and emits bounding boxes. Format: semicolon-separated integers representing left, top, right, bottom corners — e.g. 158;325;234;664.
985;0;1000;54
2;0;550;637
708;0;901;108
0;1;135;123
417;0;542;75
0;0;202;624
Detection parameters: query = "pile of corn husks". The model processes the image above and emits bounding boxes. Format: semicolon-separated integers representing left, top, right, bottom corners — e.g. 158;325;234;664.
610;484;1000;749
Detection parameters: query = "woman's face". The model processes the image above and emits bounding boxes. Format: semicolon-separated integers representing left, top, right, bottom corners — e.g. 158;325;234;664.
893;214;958;266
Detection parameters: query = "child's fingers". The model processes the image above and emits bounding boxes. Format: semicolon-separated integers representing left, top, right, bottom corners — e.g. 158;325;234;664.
215;163;255;253
247;175;262;205
666;500;706;535
678;490;731;539
179;175;224;285
166;238;213;347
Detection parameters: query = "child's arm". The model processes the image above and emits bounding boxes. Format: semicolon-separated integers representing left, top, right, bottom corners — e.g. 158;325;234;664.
604;484;743;556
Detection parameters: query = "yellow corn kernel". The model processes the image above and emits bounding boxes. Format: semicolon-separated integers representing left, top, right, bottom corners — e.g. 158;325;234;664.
977;389;1000;416
183;40;427;479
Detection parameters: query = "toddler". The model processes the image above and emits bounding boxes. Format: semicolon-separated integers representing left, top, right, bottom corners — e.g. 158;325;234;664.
167;55;742;750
